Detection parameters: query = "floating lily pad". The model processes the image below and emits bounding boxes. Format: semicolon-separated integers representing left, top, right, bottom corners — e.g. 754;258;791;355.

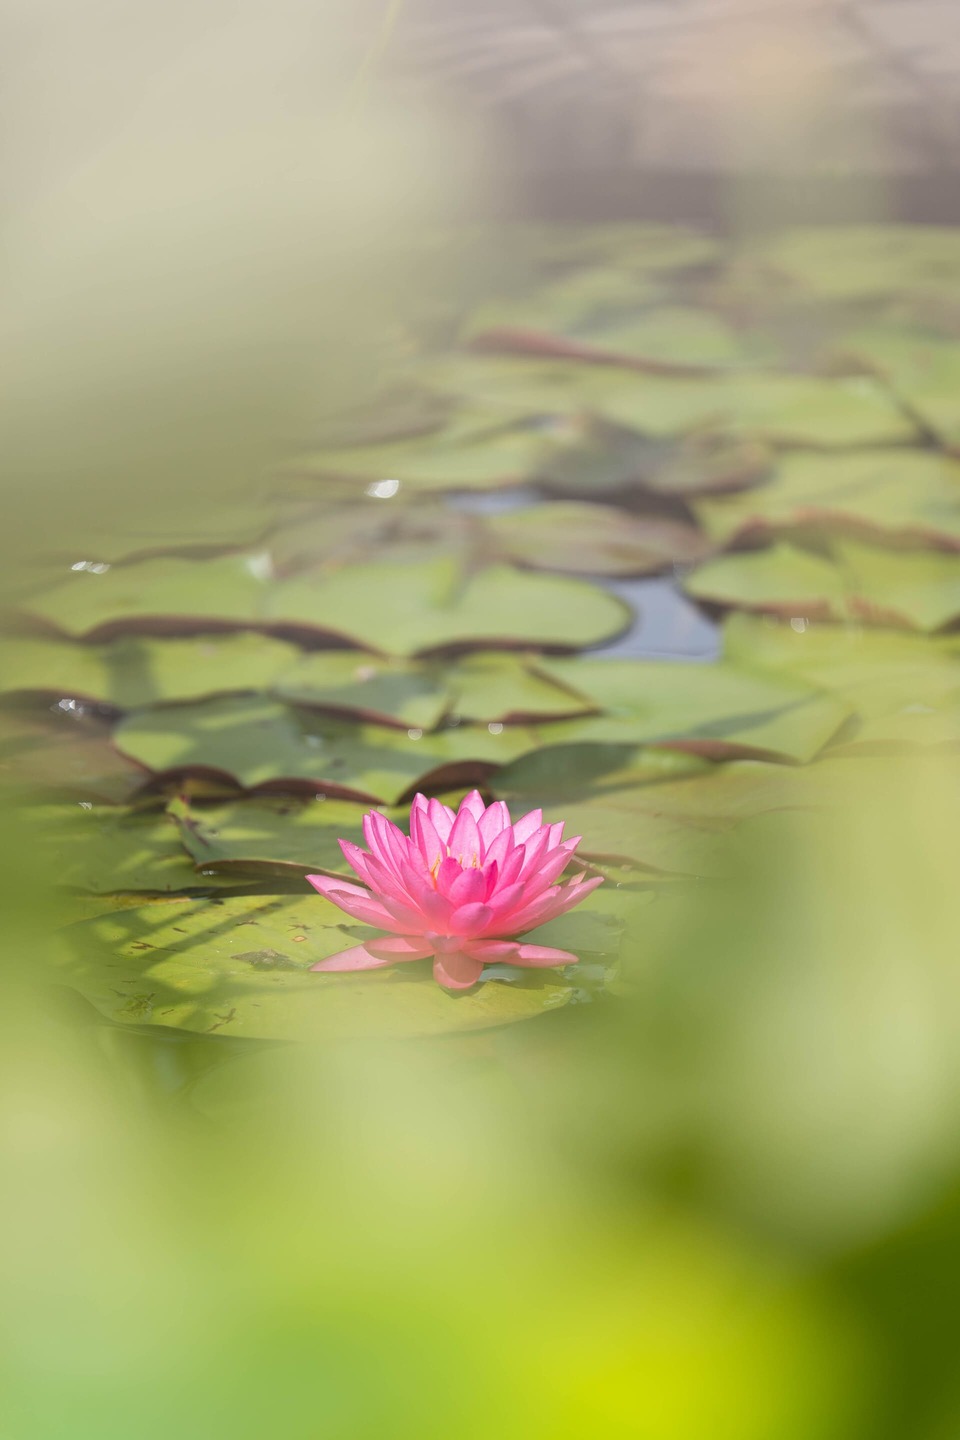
21;554;270;640
168;794;371;876
32;803;239;894
113;696;545;804
574;307;751;372
273;652;450;729
592;372;916;447
0;704;147;802
487;501;711;576
39;502;275;565
0;633;301;709
269;559;631;655
724;615;960;750
757;226;960;301
294;423;562;493
686;540;960;632
836;328;960;450
693;449;960;549
446;652;595;722
494;743;711;800
529;657;850;763
461;268;662;343
53;895;576;1041
22;554;630;655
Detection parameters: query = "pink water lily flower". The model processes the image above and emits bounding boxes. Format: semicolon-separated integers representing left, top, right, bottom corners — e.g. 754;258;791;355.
307;790;602;991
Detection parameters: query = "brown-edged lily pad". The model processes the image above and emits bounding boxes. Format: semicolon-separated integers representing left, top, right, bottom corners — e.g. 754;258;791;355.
686;540;960;633
113;696;546;804
527;657;850;763
693;448;960;550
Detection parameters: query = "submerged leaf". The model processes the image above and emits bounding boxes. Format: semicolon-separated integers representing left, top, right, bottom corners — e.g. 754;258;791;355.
487;501;711;575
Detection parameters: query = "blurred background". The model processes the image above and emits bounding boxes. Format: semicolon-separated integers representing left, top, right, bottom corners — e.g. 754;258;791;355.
3;2;960;1436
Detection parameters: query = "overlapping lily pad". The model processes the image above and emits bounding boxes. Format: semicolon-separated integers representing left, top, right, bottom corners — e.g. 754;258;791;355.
592;372;916;447
21;554;271;639
21;555;630;654
33;803;239;894
269;559;631;655
686;540;960;632
528;657;850;763
487;501;711;575
757;226;960;301
53;894;585;1041
724;615;960;750
272;650;593;727
461;268;663;343
0;704;147;802
836;327;960;450
168;793;371;876
0;633;301;709
693;448;960;549
113;696;546;803
294;422;563;492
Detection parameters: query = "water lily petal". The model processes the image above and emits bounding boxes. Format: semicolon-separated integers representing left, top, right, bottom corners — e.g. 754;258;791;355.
446;866;487;908
478;799;510;850
310;944;395;973
512;807;543;844
365;936;434;961
306;875;417;932
458;789;487;822
449;900;494;935
448;806;481;865
433;952;485;990
509;874;604;932
427;796;456;843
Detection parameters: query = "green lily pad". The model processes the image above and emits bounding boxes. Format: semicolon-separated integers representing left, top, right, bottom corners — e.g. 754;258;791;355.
724;615;960;750
447;652;595;722
415;354;607;420
693;448;960;549
268;559;630;656
575;307;751;372
686;540;960;632
273;652;450;729
294;423;562;492
33;803;239;894
517;222;720;273
113;696;545;804
168;793;371;876
494;743;711;800
0;704;147;803
487;501;711;575
461;268;662;342
757;225;960;301
38;501;274;565
22;554;630;655
836;327;960;450
53;895;576;1041
0;633;301;708
592;372;916;447
21;554;270;639
529;657;851;763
